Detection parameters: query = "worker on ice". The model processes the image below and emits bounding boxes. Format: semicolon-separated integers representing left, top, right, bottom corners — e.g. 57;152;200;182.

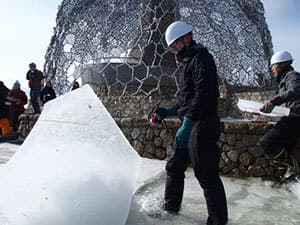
260;50;300;174
152;21;228;225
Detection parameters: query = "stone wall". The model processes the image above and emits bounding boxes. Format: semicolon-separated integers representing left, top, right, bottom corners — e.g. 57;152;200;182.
19;113;294;180
19;85;296;180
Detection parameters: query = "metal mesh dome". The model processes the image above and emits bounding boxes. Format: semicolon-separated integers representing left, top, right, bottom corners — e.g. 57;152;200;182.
44;0;273;95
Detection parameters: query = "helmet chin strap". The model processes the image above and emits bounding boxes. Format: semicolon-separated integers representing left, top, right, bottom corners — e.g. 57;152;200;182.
176;40;192;63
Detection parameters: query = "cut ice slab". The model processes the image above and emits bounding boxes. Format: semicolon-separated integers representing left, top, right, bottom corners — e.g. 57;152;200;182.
237;99;290;117
0;85;141;225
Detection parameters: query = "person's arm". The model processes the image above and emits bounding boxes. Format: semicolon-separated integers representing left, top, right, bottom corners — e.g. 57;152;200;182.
185;53;214;121
26;71;32;80
278;72;300;103
21;92;28;105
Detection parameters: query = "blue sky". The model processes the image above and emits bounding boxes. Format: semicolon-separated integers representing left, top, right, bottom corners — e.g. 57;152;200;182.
0;0;299;91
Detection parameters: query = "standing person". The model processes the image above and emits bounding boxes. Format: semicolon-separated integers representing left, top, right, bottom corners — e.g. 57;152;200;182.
153;21;228;225
260;51;300;173
7;81;28;132
26;62;44;113
40;81;56;105
0;81;11;136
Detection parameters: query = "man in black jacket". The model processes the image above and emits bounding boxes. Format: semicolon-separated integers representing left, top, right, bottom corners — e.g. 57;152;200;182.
154;21;228;225
26;62;44;113
260;50;300;173
40;81;56;105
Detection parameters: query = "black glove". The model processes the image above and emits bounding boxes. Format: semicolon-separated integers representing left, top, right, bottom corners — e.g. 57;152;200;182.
260;101;275;113
154;106;177;120
270;95;284;106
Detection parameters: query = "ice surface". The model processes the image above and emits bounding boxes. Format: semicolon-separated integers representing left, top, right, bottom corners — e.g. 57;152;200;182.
127;168;300;225
237;99;290;117
0;85;141;225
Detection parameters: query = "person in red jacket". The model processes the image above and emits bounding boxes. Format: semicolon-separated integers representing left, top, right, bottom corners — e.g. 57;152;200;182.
7;81;28;132
0;81;11;136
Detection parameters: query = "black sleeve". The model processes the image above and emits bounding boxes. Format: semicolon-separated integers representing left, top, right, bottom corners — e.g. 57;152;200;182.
280;72;300;102
26;71;31;80
40;89;44;102
185;55;213;121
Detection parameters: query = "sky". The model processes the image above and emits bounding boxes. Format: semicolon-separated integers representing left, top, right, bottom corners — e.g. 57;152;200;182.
0;0;299;92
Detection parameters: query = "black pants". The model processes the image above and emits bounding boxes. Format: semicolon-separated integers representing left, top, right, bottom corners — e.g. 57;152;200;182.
260;117;300;156
164;118;228;225
9;111;21;131
30;88;41;113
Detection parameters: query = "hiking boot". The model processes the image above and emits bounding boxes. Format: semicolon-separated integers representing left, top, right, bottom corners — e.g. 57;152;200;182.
162;202;180;214
272;149;300;178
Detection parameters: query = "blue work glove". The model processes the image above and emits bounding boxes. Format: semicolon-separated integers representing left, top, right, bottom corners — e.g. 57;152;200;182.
154;106;177;121
175;116;196;148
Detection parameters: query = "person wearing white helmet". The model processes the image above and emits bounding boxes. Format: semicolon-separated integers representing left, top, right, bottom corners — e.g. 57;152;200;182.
153;21;228;225
260;50;300;177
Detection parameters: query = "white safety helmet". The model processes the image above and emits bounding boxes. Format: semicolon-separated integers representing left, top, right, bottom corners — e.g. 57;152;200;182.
270;50;293;66
165;21;192;47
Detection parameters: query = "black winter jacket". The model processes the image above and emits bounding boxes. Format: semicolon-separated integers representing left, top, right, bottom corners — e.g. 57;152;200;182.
177;42;219;121
26;69;44;89
277;66;300;117
0;83;10;119
40;87;56;104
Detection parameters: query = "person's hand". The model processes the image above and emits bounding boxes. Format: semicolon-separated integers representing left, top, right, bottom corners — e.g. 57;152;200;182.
175;116;196;148
153;106;177;121
270;95;284;106
260;101;275;113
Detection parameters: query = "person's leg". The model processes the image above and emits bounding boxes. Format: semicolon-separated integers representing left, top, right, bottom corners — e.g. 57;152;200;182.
30;89;40;113
9;111;17;132
189;119;228;225
164;144;189;212
0;118;11;136
260;117;300;171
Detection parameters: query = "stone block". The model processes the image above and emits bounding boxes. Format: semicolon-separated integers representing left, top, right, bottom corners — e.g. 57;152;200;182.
222;163;238;174
132;140;144;155
242;135;258;146
248;162;266;177
239;152;253;167
144;143;156;155
155;148;166;160
146;128;155;140
248;122;273;135
154;137;163;147
131;128;141;139
223;122;248;134
227;134;237;146
249;146;264;158
227;150;239;163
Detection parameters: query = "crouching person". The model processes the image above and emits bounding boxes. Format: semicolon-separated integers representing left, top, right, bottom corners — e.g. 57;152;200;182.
260;51;300;175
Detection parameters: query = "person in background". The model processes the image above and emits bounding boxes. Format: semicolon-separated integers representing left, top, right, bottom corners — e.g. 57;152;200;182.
71;81;80;91
6;81;28;132
0;81;11;136
26;62;44;113
260;50;300;174
153;21;228;225
40;81;56;105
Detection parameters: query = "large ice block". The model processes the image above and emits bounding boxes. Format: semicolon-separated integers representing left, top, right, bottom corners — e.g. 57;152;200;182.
0;85;141;225
237;99;290;117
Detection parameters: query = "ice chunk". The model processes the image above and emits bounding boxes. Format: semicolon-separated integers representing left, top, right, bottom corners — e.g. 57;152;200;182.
0;85;141;225
237;99;290;117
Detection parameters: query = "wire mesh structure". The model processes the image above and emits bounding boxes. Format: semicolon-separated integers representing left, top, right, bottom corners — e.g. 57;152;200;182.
44;0;273;95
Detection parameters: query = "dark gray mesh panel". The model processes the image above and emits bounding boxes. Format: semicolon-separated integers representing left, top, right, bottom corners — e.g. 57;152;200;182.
44;0;273;95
